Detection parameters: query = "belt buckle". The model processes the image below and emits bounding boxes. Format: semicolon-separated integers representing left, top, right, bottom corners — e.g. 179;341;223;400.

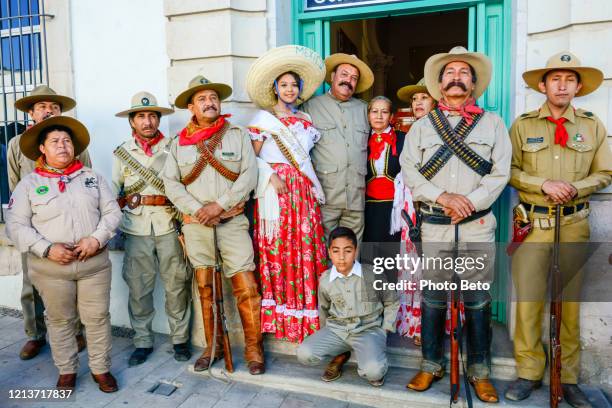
547;206;556;216
127;193;141;209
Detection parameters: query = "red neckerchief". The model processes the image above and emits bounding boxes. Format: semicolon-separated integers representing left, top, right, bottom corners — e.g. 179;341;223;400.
438;97;484;125
546;116;569;147
133;130;165;157
178;114;231;146
368;127;397;160
34;156;84;193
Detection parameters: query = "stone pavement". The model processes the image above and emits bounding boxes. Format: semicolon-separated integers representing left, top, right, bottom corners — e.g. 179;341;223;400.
0;311;609;408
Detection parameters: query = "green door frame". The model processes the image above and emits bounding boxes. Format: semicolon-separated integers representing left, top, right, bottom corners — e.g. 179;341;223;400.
292;0;513;323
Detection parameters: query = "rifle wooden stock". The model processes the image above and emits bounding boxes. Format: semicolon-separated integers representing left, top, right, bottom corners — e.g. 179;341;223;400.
450;290;460;403
214;265;234;373
549;205;563;407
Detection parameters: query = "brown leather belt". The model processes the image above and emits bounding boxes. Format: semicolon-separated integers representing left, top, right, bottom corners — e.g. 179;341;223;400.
182;203;245;226
124;193;172;209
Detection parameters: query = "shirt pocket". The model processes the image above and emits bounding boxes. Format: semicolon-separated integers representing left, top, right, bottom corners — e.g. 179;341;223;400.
316;162;339;190
177;147;198;169
520;140;549;172
30;191;62;222
466;133;494;160
315;122;337;145
353;125;369;152
419;134;444;163
564;142;594;173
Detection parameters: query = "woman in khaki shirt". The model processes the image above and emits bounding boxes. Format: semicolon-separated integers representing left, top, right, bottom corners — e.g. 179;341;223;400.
6;116;121;393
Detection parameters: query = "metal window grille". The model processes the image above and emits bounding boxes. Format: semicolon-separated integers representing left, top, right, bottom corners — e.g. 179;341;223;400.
0;0;50;221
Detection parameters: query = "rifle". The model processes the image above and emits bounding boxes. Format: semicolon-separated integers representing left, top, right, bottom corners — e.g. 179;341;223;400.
549;205;562;407
211;225;234;373
450;224;472;407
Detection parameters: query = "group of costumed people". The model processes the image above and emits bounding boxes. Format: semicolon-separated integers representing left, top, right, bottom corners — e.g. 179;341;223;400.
5;41;611;408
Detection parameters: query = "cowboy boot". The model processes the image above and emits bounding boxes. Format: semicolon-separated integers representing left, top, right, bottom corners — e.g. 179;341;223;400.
407;301;446;391
465;303;498;403
193;267;223;372
231;270;265;375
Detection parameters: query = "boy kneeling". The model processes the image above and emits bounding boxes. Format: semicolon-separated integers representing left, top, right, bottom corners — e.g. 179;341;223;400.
297;227;399;386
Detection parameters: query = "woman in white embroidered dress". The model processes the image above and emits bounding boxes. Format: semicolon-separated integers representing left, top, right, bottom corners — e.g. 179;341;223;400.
245;45;327;343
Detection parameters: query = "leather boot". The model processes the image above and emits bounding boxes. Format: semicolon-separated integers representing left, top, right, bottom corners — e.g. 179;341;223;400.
193;267;223;372
469;377;499;403
465;303;492;375
56;373;77;389
406;370;444;391
420;301;446;369
19;339;46;360
91;372;118;393
231;270;265;375
321;351;351;382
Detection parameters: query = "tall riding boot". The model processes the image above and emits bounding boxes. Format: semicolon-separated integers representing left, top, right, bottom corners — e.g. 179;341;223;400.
465;302;498;402
194;267;223;372
407;301;446;391
231;270;265;375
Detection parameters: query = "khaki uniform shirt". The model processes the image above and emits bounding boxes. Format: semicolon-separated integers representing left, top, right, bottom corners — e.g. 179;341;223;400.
162;123;257;214
509;103;612;206
112;136;176;236
400;110;511;212
5;168;121;257
7;134;92;192
303;92;369;211
318;262;399;340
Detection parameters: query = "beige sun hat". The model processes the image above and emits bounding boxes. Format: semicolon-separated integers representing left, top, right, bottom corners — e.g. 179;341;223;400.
522;51;603;97
245;45;326;108
20;116;90;161
15;85;76;113
424;46;492;101
174;75;232;109
115;91;174;117
397;78;435;103
324;53;374;94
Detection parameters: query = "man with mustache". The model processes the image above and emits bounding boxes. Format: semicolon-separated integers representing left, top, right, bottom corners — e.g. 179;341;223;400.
112;92;192;366
163;76;264;375
8;85;91;360
401;47;511;403
303;53;374;241
505;52;611;408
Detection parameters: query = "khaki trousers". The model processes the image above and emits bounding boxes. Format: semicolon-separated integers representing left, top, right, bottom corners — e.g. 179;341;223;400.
297;326;388;381
321;206;364;242
123;232;192;348
28;250;112;375
182;214;255;277
512;217;589;384
20;253;46;340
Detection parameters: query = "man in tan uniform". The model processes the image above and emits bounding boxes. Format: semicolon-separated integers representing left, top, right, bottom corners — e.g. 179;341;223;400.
402;47;511;403
302;53;373;241
505;52;612;408
162;76;264;375
113;92;192;366
8;85;91;360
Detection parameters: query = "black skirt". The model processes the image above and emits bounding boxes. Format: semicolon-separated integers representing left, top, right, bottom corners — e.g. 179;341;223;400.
363;199;401;243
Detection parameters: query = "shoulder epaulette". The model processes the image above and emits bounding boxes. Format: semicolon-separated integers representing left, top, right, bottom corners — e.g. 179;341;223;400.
575;108;596;119
519;110;538;120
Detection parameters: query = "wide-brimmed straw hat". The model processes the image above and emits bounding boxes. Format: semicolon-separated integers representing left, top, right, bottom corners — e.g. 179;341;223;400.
397;78;434;103
115;91;174;117
522;51;603;97
324;53;374;94
174;75;232;109
424;46;492;101
20;116;90;161
246;45;326;108
14;85;76;113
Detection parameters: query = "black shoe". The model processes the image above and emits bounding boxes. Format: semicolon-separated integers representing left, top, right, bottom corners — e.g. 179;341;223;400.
504;378;542;401
128;347;153;366
562;384;592;408
173;343;191;362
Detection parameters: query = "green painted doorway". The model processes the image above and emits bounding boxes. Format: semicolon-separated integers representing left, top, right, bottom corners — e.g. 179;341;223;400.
293;0;512;323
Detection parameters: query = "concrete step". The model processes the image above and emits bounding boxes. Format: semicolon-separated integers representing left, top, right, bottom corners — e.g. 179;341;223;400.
262;322;518;381
190;352;610;408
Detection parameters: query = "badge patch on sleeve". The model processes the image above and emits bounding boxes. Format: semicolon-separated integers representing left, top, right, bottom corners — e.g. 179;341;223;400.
35;186;49;195
84;177;98;188
526;137;544;144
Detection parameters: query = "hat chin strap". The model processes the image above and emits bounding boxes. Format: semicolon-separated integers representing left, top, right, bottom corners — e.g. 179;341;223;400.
274;79;303;114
